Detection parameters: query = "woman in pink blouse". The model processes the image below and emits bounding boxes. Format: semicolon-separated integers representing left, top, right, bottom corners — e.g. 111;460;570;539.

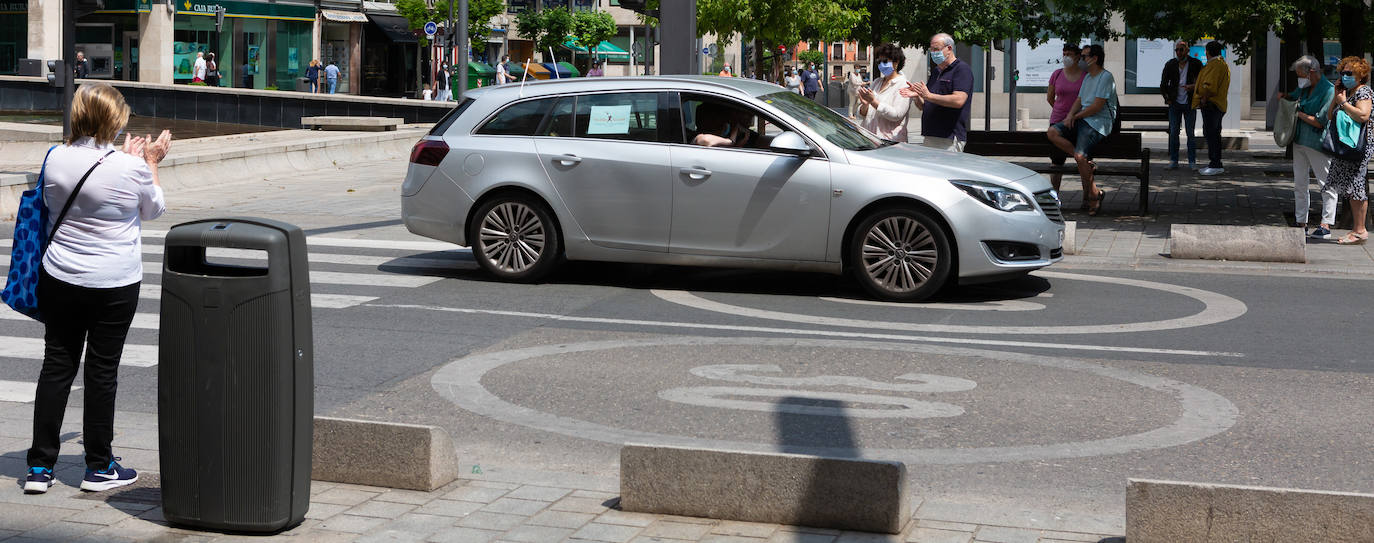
1045;42;1085;198
857;44;912;142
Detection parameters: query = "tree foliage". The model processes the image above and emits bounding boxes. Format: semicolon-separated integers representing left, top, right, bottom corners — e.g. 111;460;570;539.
516;6;575;60
696;0;867;49
570;10;618;50
395;0;505;51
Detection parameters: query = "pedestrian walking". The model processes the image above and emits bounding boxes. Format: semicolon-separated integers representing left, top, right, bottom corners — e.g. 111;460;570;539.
496;56;511;85
305;60;321;94
900;33;974;152
1161;40;1203;170
856;44;911;142
434;63;452;101
205;53;219;87
1046;44;1118;216
1045;42;1086;194
73;51;89;79
845;71;865;119
1277;55;1338;238
801;63;821;100
1325;56;1372;245
21;82;169;494
192;51;206;83
241;61;254;89
325;60;340;94
1194;41;1231;176
784;68;802;94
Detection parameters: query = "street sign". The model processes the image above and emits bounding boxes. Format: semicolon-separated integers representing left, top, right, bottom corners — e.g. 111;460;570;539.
707;43;718;56
423;21;437;37
701;47;709;55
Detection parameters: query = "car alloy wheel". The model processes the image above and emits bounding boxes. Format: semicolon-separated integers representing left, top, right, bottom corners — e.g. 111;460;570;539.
849;207;951;301
472;195;561;282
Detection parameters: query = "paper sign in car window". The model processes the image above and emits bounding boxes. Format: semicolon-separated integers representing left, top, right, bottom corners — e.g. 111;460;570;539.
587;105;633;135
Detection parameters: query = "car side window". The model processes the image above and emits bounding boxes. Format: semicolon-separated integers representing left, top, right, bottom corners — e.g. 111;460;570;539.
541;97;575;138
680;93;788;151
573;92;660;143
476;98;556;136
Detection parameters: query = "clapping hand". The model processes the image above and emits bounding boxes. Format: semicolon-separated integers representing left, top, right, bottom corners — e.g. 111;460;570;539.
857;86;877;107
122;133;146;159
143;130;173;165
898;81;929;99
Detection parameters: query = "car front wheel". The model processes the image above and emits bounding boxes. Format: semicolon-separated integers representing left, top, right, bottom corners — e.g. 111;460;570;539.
471;195;562;282
848;207;952;301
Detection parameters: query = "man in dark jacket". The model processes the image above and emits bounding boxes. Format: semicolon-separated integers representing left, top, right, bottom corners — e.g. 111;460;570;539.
1160;41;1203;169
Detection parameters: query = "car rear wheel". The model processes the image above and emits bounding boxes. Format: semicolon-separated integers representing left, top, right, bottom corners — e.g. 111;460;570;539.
471;195;562;282
848;207;952;301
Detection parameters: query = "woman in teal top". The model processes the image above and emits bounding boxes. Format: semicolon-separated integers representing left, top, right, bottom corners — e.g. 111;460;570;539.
1279;56;1338;238
1325;56;1373;245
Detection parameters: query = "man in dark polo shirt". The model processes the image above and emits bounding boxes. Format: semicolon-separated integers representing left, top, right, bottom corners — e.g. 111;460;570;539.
901;33;974;151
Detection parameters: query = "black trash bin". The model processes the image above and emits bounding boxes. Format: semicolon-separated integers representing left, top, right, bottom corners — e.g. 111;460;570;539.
158;217;313;532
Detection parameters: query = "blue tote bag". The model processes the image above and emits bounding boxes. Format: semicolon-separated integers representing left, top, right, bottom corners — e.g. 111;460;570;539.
2;148;112;321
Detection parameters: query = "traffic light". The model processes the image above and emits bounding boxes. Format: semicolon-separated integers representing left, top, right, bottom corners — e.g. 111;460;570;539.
46;59;65;88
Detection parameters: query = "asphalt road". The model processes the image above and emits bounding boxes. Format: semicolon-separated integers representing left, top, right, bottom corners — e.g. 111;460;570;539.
2;159;1371;521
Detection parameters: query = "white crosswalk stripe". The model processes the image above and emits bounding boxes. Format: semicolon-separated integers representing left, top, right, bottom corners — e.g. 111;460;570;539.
0;231;466;367
0;379;80;403
0;337;159;367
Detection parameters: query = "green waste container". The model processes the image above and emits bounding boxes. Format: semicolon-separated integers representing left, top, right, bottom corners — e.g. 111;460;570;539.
466;61;496;89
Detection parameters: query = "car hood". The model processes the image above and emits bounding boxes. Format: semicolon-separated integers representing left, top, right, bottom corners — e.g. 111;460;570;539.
845;143;1042;189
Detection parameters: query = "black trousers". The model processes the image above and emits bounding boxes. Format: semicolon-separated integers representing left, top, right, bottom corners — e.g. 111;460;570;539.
1201;103;1225;168
28;269;140;471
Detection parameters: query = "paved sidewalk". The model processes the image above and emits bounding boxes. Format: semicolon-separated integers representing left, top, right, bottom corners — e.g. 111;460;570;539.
0;404;1122;543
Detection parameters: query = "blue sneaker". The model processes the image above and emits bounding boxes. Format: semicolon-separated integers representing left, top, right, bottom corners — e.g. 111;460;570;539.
1309;226;1332;239
24;467;54;494
80;458;137;492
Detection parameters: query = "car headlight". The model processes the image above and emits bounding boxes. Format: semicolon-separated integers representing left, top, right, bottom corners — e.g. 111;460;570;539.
949;179;1035;212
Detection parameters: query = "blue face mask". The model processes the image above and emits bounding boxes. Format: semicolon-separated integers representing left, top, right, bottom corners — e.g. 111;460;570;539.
930;49;946;65
878;61;895;77
1342;75;1358;88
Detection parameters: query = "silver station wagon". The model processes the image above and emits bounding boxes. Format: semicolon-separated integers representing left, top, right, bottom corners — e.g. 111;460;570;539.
402;76;1064;301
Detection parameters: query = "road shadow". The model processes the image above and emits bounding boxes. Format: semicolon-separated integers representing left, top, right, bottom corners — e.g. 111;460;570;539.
380;252;1053;303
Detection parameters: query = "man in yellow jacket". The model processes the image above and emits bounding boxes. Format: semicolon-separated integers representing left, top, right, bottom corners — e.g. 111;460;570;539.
1193;41;1230;176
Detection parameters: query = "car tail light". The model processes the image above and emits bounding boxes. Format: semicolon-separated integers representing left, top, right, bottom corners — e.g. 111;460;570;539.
410;139;449;167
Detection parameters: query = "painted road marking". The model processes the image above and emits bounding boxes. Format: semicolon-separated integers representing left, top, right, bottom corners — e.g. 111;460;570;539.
0;380;77;403
139;230;459;252
366;302;1244;357
0;263;441;289
430;337;1240;464
688;364;978;392
818;297;1046;311
659;365;978;419
0;337;158;367
651;271;1249;335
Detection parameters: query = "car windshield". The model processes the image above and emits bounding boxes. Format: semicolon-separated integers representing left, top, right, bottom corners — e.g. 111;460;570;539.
758;91;889;151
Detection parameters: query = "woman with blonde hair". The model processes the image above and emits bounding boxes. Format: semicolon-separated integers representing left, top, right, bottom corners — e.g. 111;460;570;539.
1325;56;1373;245
306;59;321;94
23;83;170;494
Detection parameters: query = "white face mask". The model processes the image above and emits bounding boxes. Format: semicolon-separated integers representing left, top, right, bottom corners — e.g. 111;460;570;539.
1297;77;1312;89
1063;56;1076;68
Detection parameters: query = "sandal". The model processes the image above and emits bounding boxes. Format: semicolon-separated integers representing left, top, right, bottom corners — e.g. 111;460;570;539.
1336;232;1369;245
1087;188;1107;216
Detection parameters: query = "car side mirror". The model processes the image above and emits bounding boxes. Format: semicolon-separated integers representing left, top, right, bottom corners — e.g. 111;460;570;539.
770;131;812;156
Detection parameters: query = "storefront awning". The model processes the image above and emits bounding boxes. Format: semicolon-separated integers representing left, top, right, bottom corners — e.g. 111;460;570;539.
562;39;630;57
368;14;418;44
322;9;368;23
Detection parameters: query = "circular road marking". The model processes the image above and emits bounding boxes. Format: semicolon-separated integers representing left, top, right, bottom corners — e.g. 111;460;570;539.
650;271;1247;335
431;337;1239;464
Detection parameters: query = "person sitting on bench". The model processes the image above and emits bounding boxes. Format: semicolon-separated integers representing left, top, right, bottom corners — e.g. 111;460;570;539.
1047;44;1118;216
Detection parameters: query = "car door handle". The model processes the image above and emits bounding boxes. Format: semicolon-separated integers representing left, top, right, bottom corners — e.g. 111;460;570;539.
554;154;582;166
681;167;712;180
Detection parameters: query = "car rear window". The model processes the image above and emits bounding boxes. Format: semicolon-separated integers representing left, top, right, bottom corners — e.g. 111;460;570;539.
429;97;475;136
476;98;556;136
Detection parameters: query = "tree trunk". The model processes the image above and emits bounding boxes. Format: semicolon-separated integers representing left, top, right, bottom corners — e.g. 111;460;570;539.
1280;18;1302;91
1303;10;1324;60
1338;0;1365;60
869;0;883;46
754;38;763;81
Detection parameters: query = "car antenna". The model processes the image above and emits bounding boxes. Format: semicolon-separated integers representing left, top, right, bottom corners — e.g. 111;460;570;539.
520;58;531;98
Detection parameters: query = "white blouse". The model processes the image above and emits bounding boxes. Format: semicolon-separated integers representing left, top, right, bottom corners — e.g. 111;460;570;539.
42;137;165;289
861;74;912;142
